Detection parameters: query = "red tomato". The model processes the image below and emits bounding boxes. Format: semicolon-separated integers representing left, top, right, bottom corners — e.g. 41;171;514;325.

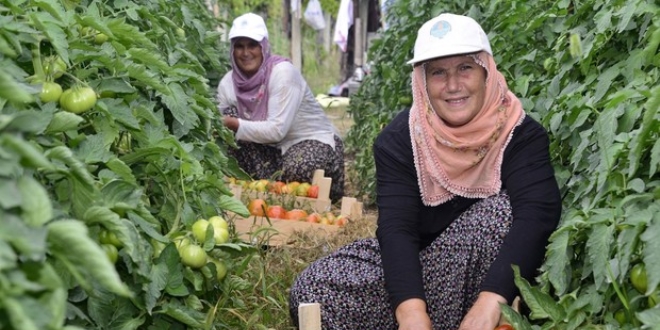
266;205;287;219
306;213;321;223
285;209;308;221
247;198;268;217
307;184;319;198
494;325;514;330
268;181;286;194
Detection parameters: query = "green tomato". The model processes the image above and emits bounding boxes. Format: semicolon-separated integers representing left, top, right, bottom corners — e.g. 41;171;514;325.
210;258;228;281
209;215;228;231
192;219;210;242
614;309;626;326
213;227;230;245
43;56;66;79
102;244;118;264
60;86;97;114
99;230;123;248
179;244;207;269
174;236;191;251
94;32;108;44
150;239;167;259
176;28;186;38
631;262;648;294
40;82;63;103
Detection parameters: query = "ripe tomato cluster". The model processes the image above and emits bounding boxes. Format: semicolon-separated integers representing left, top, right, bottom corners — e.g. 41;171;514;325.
246;198;348;226
230;178;321;199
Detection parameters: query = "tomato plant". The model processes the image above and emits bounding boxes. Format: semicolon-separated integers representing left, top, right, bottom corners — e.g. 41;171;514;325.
59;86;97;114
39;81;63;103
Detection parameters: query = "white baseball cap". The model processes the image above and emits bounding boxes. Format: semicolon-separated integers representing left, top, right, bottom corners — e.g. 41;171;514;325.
407;13;492;65
229;13;269;41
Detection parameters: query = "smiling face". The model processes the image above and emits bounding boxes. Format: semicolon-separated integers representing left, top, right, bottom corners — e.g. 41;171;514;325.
423;54;487;127
232;37;263;77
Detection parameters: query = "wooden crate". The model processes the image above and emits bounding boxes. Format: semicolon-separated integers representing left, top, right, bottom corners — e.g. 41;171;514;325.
229;169;334;214
231;196;363;247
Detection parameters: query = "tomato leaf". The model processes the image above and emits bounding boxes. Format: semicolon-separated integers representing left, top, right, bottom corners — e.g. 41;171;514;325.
45;111;84;133
4;110;51;134
0;238;18;269
637;307;660;328
161;301;205;328
0;177;22;209
2;297;41;330
76;134;114;164
47;219;132;297
640;204;660;295
0;66;34;103
97;99;141;130
585;221;615;290
100;179;142;210
105;158;137;183
29;12;69;64
512;265;566;321
0;213;48;258
159;82;198;136
499;303;534;330
145;262;168;313
33;0;68;23
18;175;52;227
218;194;249;218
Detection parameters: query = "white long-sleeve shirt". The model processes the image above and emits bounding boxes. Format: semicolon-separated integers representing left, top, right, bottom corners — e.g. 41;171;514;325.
216;61;338;154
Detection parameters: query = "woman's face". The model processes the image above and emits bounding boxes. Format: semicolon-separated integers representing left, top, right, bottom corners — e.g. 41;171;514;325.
424;55;487;127
232;37;263;77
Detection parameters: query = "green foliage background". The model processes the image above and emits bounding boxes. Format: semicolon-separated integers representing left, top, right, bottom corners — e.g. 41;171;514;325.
346;0;660;327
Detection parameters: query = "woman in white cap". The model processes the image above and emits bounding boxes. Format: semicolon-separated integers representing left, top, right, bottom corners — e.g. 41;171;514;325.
289;13;561;329
216;13;344;201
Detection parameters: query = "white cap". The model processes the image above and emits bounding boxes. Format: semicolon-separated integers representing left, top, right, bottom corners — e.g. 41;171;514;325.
407;13;492;65
228;13;269;41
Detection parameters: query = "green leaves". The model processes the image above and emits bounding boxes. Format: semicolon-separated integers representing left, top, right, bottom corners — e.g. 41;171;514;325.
47;219;132;297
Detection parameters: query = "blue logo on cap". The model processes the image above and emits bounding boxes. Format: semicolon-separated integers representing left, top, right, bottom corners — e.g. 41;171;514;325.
430;20;451;38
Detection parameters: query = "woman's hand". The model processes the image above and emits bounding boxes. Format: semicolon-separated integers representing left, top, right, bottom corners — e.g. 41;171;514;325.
458;292;507;330
396;298;433;330
222;116;239;132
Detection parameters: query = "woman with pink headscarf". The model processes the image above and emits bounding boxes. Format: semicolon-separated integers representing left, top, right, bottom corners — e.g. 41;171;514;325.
290;13;561;329
216;13;344;201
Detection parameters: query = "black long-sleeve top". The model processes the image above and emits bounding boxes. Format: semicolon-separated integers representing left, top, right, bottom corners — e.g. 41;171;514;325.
374;109;562;311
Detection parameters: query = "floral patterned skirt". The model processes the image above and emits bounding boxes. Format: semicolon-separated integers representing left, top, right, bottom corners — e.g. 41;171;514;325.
289;191;513;329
